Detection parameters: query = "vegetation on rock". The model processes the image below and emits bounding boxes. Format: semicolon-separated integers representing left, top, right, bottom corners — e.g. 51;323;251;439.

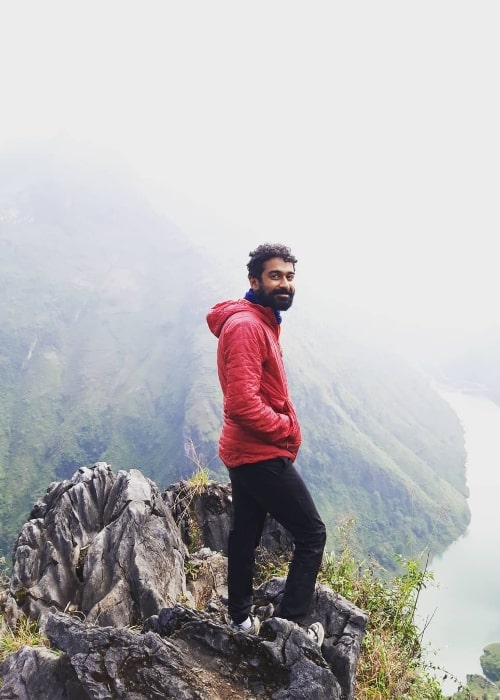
480;643;500;683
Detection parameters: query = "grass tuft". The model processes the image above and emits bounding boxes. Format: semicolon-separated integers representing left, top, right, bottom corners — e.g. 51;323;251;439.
0;615;52;665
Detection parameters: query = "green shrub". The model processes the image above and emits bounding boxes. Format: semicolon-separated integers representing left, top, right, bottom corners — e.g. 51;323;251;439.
319;523;446;699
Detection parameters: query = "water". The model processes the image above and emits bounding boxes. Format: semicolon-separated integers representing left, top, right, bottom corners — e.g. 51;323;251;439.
417;391;500;696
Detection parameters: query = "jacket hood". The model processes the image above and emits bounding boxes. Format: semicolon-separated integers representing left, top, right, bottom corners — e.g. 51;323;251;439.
206;299;277;338
206;299;251;338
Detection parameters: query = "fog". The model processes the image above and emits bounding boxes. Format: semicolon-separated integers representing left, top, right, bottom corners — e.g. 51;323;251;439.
1;1;499;345
2;6;500;688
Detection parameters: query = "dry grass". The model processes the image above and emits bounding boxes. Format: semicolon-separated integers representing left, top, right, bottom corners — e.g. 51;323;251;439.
0;615;52;664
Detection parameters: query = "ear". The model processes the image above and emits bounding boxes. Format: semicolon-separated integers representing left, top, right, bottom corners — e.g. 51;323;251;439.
248;274;260;291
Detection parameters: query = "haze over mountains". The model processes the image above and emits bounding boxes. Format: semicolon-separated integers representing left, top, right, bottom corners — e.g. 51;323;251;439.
0;142;478;569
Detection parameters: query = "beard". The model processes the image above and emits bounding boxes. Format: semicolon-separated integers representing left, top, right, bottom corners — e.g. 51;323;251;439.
254;284;295;311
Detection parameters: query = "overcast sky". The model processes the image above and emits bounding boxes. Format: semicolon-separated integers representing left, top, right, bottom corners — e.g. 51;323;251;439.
1;1;499;335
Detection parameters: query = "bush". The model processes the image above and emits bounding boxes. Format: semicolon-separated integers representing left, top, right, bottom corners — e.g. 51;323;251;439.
319;522;445;699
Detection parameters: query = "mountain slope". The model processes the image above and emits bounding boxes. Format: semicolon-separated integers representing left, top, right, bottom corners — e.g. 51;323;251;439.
0;142;469;566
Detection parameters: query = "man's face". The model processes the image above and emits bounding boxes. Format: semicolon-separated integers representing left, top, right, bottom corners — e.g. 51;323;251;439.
249;257;295;311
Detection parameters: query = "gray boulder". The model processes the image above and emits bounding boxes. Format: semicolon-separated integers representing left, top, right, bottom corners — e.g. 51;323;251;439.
10;463;187;627
0;645;87;700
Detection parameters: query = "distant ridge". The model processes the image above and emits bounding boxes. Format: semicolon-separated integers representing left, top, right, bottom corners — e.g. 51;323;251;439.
0;139;470;567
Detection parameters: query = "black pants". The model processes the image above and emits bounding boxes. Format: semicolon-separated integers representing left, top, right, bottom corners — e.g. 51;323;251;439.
227;457;326;625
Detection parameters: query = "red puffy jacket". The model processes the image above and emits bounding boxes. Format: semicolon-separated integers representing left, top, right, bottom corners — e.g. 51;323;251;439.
206;298;302;467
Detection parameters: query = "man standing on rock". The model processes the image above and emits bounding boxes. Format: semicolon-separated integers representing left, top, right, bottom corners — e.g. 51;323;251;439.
206;243;327;645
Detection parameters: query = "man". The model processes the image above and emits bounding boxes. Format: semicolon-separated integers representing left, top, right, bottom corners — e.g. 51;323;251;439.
206;243;327;645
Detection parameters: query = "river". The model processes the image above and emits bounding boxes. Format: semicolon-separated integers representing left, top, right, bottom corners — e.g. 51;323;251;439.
416;391;500;696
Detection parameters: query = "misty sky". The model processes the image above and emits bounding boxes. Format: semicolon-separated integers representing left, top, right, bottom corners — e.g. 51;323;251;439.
1;1;499;334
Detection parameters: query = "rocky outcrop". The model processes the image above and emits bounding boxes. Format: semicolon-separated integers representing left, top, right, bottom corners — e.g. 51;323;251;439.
0;463;368;699
1;583;366;700
9;463;187;627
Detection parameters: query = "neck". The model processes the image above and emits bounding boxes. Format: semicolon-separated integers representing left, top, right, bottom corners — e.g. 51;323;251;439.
244;288;282;324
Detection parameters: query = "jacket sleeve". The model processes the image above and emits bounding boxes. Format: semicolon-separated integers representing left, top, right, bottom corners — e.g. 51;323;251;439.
220;316;294;441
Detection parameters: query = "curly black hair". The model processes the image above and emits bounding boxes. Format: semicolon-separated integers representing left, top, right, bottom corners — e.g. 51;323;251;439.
246;243;297;279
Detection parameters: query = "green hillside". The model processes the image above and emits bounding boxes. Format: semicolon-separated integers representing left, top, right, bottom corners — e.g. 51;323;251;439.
0;144;470;566
284;320;469;568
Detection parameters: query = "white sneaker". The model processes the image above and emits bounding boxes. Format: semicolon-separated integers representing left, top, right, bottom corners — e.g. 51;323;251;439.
306;621;325;647
229;615;261;635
